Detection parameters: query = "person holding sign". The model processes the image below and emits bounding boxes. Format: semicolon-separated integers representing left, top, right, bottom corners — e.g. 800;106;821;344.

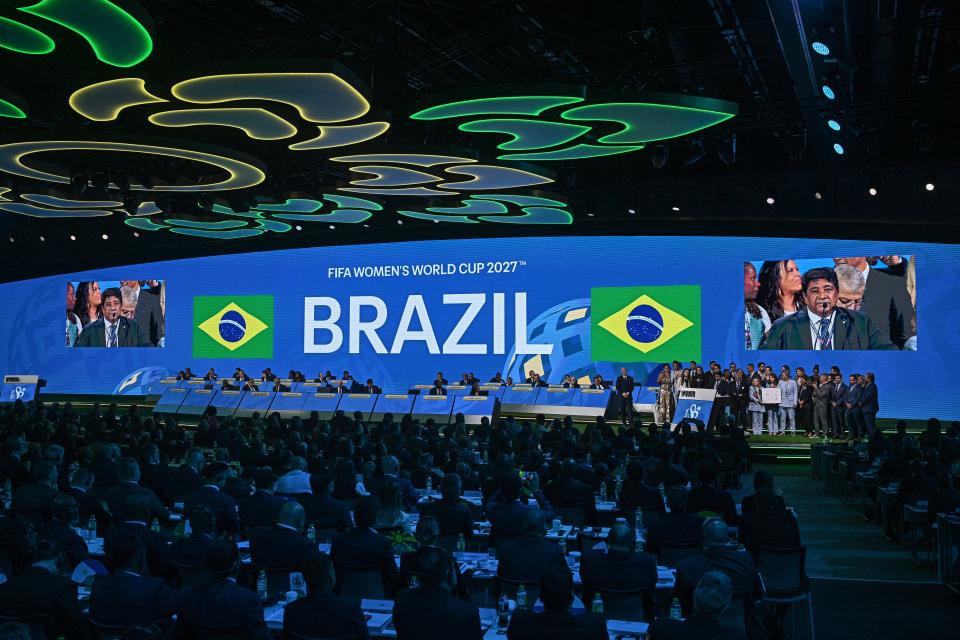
762;373;781;434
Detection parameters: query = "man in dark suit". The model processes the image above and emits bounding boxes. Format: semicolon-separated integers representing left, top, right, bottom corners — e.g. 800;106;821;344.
12;459;59;517
486;473;554;543
104;457;170;524
676;519;765;632
580;523;658;614
731;370;750;428
615;367;635;425
120;280;164;346
428;382;447;395
648;570;744;640
238;470;287;527
329;495;401;595
300;471;353;536
75;287;152;347
168;448;205;500
90;532;179;628
834;256;914;348
419;473;474;543
497;511;566;585
183;462;240;535
0;540;84;640
507;564;607;640
858;372;880;436
760;268;895;350
170;505;217;569
828;373;848;438
738;489;801;555
284;554;370;640
645;486;704;557
393;546;483;640
68;468;111;536
543;459;597;526
364;455;417;511
176;540;269;640
250;501;321;571
687;463;738;526
0;434;28;488
38;495;89;570
105;495;173;578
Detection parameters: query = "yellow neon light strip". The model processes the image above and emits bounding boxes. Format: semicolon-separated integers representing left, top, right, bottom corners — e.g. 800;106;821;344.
148;107;298;140
69;78;166;122
289;121;389;150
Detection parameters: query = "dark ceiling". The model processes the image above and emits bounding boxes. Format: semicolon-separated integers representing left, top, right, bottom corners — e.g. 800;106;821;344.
1;0;959;282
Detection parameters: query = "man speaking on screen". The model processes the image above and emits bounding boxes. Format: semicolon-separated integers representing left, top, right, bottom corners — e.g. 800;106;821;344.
74;288;152;348
759;268;896;350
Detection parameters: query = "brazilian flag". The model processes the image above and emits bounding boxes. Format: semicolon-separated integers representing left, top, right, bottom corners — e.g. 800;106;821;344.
591;286;701;362
193;296;273;359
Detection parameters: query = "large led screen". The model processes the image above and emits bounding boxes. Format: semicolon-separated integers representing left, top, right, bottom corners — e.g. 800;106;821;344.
0;237;952;419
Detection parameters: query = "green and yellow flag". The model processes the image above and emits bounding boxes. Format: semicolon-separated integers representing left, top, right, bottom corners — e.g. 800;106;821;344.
193;295;273;359
591;286;701;362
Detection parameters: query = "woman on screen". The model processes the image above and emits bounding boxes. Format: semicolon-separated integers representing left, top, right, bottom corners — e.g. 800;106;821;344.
66;282;83;346
73;281;102;328
757;259;805;322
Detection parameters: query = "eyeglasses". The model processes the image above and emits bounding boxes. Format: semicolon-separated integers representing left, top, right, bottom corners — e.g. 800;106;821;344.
838;297;863;309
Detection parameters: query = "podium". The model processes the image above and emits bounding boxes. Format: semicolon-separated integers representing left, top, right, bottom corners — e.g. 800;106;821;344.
500;385;543;413
301;393;342;420
567;388;614;418
178;388;215;416
271;392;309;418
673;387;717;425
1;375;40;403
153;387;189;415
478;384;508;400
209;389;244;417
370;394;415;422
451;395;500;425
411;394;455;424
444;385;472;397
634;386;657;415
337;393;379;422
151;377;183;394
235;391;276;418
525;386;577;419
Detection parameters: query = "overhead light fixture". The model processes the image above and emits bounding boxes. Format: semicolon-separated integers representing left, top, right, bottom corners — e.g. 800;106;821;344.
765;183;777;205
682;138;706;166
827;119;841;131
925;171;936;191
650;143;668;169
397;219;403;225
867;177;879;196
70;173;87;194
627;208;636;214
101;233;109;240
587;212;595;217
833;143;845;155
765;195;775;205
69;234;76;241
812;41;830;55
670;191;680;212
814;178;826;200
717;133;736;165
7;236;13;243
295;225;302;231
132;231;139;237
822;85;836;100
328;225;335;229
39;235;45;242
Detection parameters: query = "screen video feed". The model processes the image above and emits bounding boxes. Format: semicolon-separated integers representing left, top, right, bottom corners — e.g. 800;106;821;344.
67;280;165;348
744;256;915;351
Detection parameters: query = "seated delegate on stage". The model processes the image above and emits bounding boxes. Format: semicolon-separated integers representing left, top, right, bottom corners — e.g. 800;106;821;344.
760;267;896;350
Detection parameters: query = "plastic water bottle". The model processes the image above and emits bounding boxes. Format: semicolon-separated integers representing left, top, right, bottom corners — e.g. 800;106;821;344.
592;594;604;613
151;518;160;533
670;597;682;619
87;515;97;541
426;476;432;494
635;508;643;531
457;533;465;552
558;535;566;556
615;476;623;501
497;592;510;627
409;575;419;588
482;449;489;464
516;584;527;609
307;524;316;541
600;482;608;503
257;570;267;600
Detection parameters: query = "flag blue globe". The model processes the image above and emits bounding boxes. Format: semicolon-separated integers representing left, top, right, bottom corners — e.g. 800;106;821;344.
501;298;656;384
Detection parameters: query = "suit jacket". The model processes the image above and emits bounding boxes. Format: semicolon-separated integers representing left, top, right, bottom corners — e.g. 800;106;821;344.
419;499;474;539
814;383;832;409
300;493;353;532
507;610;607;640
544;476;597;524
365;474;417;511
176;578;269;640
250;524;321;571
105;521;173;578
393;585;483;640
12;481;58;514
105;481;171;522
580;548;658;606
284;590;370;640
861;266;914;349
169;532;214;568
67;486;110;535
90;570;179;627
688;485;739;525
676;548;763;603
859;382;879;413
644;512;704;555
330;527;401;594
74;317;152;347
648;616;745;640
0;454;28;488
497;535;566;583
38;519;89;568
0;566;84;640
168;465;203;499
829;383;847;407
759;308;895;350
238;490;288;526
619;480;666;513
184;485;240;534
739;510;801;553
133;287;164;346
615;375;635;395
487;499;545;539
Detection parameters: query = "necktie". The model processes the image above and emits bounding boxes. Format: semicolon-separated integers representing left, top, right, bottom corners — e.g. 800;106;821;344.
818;317;832;350
107;323;117;347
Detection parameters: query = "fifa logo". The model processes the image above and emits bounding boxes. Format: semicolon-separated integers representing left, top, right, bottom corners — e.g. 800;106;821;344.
684;403;702;419
679;390;696;399
10;386;25;400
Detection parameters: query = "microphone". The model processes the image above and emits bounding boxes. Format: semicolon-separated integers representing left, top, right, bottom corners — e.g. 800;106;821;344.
821;300;828;313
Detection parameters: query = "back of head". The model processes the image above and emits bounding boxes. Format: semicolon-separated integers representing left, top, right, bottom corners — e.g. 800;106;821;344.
188;505;215;536
354;495;380;528
301;553;335;592
753;469;774;491
693;570;732;618
204;461;229;486
701;517;728;548
31;460;57;484
626;459;644;482
205;539;239;578
381;455;399;476
666;486;689;513
254;470;279;492
440;473;461;500
415;515;440;546
539;565;574;612
521;509;546;536
278;501;306;531
501;472;523;500
698;462;719;485
71;467;94;489
606;523;635;552
51;494;79;524
417;546;452;588
561;458;577;477
117;457;140;482
309;470;333;495
108;532;145;572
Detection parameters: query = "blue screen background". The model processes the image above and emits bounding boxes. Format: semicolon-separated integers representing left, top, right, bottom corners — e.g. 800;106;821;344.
0;236;953;419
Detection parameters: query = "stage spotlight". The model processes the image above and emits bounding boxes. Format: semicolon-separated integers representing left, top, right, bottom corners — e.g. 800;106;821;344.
627;208;636;214
867;177;879;196
123;194;140;215
650;143;668;169
329;225;335;229
70;173;87;194
295;225;302;231
827;119;841;131
833;143;845;155
587;212;595;217
101;233;109;240
765;195;775;205
717;133;736;165
765;183;777;205
39;235;45;242
670;192;680;212
133;231;140;238
7;236;13;243
69;234;76;241
812;41;830;55
397;219;403;225
814;190;823;200
682;138;706;166
822;85;836;100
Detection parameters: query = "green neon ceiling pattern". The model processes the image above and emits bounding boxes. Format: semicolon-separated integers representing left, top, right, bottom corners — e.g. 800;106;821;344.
458;119;590;151
0;15;54;54
0;97;27;119
148;108;299;140
559;102;735;143
348;166;441;187
0;201;112;218
398;195;572;224
410;96;584;120
497;143;645;161
20;194;120;208
14;0;153;67
0;193;160;218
